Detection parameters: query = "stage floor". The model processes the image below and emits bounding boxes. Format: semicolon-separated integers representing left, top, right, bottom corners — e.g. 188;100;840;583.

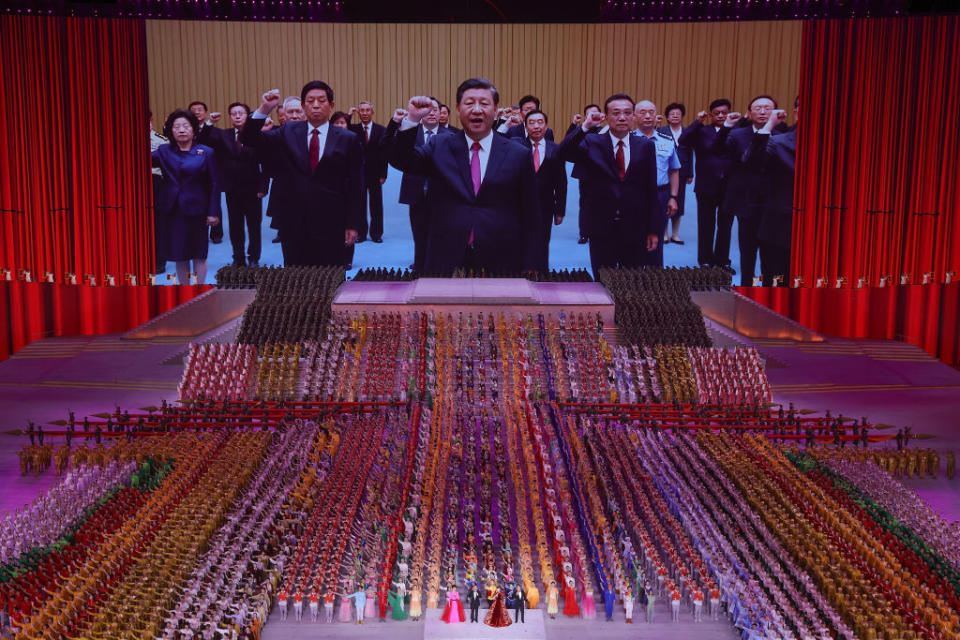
260;602;738;640
2;310;958;519
2;285;959;640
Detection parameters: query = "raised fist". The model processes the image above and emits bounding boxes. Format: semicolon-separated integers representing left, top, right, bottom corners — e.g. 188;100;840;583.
584;110;605;129
771;109;787;125
406;96;435;123
655;114;664;124
262;118;275;131
697;110;710;124
725;112;742;126
572;114;583;125
392;108;409;123
259;89;282;114
209;112;222;124
348;106;358;116
507;114;522;127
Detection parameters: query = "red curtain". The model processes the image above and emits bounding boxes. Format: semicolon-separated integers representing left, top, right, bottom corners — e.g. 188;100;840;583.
0;16;152;284
794;17;960;287
735;284;960;367
0;282;213;362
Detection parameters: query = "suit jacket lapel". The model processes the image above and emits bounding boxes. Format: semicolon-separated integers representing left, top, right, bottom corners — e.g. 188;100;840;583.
285;121;310;174
593;134;620;181
481;135;509;196
450;133;474;199
322;125;341;164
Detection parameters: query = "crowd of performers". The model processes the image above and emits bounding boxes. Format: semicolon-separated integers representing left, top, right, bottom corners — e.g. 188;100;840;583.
4;260;960;640
2;309;958;640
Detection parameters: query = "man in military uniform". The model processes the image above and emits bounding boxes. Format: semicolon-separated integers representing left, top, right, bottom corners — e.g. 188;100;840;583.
632;100;680;267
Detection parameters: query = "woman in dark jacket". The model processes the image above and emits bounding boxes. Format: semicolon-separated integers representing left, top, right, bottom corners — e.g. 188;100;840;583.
152;109;221;284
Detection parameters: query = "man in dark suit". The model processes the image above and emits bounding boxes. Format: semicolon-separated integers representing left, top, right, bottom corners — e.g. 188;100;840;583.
558;94;660;277
503;94;555;141
716;95;779;286
386;96;452;272
565;104;604;245
265;97;304;244
189;100;224;244
389;78;541;275
466;584;482;622
514;109;567;272
658;102;694;244
438;104;460;133
198;102;269;267
678;98;733;270
744;104;797;286
348;101;389;243
239;81;363;267
512;583;527;623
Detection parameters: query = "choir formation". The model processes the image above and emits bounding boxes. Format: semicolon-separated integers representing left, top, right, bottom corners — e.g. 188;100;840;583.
2;266;958;640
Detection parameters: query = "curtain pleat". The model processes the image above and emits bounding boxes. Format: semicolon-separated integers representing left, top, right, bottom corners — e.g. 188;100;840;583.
0;16;152;284
793;17;960;286
0;282;212;361
735;284;960;366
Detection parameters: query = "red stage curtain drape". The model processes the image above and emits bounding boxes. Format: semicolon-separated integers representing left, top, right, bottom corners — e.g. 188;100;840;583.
794;17;960;287
0;16;152;284
735;284;960;366
0;282;213;362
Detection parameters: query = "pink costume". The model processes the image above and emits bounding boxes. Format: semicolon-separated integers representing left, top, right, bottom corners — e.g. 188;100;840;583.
339;596;352;622
441;590;465;623
581;586;596;619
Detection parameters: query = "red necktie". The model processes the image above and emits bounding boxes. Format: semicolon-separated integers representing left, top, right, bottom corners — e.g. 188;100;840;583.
364;126;369;145
309;129;320;172
533;144;541;172
469;141;482;246
616;140;625;180
470;142;482;194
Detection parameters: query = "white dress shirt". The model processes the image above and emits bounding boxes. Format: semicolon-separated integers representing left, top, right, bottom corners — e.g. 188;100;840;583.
530;138;546;169
464;129;495;183
305;121;330;159
400;119;494;182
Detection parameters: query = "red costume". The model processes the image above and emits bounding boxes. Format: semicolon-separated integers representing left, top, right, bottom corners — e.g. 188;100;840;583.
484;590;512;627
562;583;580;616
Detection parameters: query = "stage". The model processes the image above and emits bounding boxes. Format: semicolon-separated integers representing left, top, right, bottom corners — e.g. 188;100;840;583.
2;282;958;517
259;604;739;640
2;274;959;640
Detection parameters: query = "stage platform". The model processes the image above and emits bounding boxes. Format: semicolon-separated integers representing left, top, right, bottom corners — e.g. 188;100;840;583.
123;288;256;339
691;289;823;342
259;601;738;640
332;279;615;326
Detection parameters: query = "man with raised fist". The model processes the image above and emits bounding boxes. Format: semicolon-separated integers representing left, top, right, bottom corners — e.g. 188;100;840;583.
516;109;566;272
385;96;451;272
744;101;797;286
239;81;363;268
565;104;605;245
558;93;660;277
716;94;778;286
389;78;540;275
502;95;555;142
678;98;734;270
347;101;389;243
